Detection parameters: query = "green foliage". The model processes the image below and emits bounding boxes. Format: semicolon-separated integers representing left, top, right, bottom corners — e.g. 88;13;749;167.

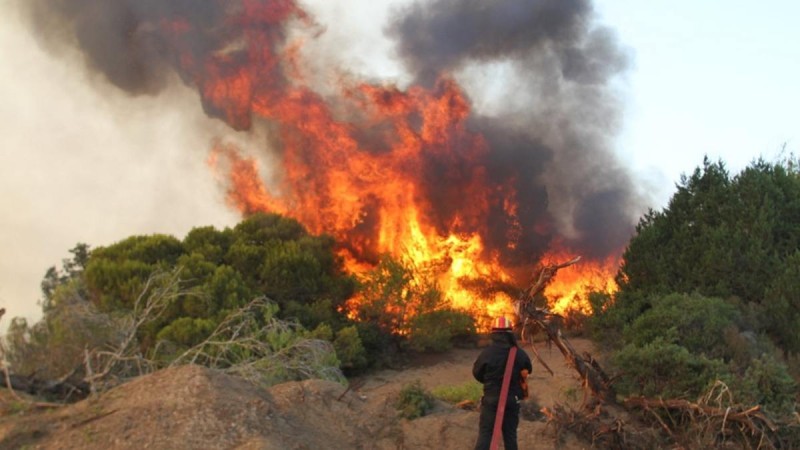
396;380;435;419
614;157;800;355
283;298;340;331
8;213;380;383
349;255;443;336
85;256;168;311
597;156;800;422
155;317;216;348
332;325;368;373
40;243;91;305
431;380;483;404
346;255;478;363
306;322;334;341
763;251;800;353
735;353;798;418
182;225;233;264
604;291;796;411
352;321;394;369
613;338;726;399
3;279;123;381
587;291;613;316
406;309;476;352
588;290;646;346
623;293;739;359
165;298;345;386
206;265;255;313
78;213;355;356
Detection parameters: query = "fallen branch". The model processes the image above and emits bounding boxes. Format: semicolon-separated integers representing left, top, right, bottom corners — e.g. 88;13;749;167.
515;256;616;404
624;396;778;436
542;403;639;448
166;297;345;387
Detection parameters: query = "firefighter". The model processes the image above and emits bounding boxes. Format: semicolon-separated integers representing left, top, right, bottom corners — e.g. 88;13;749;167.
472;316;532;450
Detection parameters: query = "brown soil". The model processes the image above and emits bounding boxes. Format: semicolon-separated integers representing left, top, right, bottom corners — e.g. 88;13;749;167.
0;338;599;449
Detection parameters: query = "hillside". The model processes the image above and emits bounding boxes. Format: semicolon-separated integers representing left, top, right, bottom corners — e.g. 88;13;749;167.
0;340;596;449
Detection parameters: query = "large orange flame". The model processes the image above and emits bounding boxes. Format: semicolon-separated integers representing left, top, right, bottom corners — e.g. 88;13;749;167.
187;1;621;326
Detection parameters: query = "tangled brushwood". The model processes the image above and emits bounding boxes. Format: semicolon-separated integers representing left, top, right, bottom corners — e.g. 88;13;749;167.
163;297;345;387
1;268;344;405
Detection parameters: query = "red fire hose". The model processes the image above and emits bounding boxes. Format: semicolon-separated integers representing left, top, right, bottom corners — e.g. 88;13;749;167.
490;346;517;450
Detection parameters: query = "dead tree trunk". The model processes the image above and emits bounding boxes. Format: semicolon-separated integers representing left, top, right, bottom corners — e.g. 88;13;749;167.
514;257;616;404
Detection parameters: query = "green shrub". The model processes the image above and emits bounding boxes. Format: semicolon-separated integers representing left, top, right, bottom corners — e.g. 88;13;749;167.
396;380;435;419
3;279;123;381
352;321;395;369
155;317;216;348
588;290;650;348
349;255;443;337
431;380;482;404
613;338;727;399
623;293;739;359
735;353;798;418
407;309;476;352
333;325;368;373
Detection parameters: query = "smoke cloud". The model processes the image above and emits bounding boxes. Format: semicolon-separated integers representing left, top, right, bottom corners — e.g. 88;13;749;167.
10;0;646;288
0;2;239;326
390;0;639;259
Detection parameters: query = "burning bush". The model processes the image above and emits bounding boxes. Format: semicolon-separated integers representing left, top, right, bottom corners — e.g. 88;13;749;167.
345;255;477;353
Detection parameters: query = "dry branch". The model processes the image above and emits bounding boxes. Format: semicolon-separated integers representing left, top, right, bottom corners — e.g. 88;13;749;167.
166;297;345;387
541;403;644;448
514;256;616;404
624;396;780;446
82;268;187;393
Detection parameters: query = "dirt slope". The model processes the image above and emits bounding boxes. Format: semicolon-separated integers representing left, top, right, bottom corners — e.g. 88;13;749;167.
0;339;597;449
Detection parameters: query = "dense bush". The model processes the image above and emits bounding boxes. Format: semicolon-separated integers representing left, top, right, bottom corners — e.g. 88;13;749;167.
613;337;726;399
622;293;740;359
331;325;369;374
7;213;484;384
595;157;800;421
396;380;435;419
3;278;123;380
735;353;797;417
406;309;476;352
80;213;358;355
348;255;441;337
615;157;800;355
601;291;799;416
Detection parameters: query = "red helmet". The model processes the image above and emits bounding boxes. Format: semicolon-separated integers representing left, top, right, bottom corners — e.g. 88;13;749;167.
491;316;513;332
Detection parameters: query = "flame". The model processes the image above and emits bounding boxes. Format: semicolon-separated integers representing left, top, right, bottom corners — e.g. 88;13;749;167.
540;252;620;316
184;1;620;327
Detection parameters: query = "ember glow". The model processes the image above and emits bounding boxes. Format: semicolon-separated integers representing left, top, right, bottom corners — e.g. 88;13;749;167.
24;0;642;326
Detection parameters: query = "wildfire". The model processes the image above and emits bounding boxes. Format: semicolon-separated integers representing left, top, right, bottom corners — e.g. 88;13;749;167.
540;253;620;316
187;1;622;326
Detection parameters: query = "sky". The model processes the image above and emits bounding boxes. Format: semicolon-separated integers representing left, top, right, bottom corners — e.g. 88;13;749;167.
0;0;798;327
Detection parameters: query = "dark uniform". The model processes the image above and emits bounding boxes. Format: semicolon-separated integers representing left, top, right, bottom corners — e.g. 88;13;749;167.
472;332;533;450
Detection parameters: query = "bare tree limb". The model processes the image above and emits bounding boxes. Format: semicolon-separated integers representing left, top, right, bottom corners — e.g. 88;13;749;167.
514;256;616;405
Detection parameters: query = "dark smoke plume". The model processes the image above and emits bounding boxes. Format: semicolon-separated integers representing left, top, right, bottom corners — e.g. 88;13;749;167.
390;0;639;259
17;0;644;265
18;0;301;129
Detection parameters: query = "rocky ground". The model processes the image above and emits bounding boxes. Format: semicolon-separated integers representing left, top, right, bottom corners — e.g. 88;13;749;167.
0;338;600;449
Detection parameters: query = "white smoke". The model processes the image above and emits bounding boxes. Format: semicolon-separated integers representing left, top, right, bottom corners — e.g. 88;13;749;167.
0;4;239;329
